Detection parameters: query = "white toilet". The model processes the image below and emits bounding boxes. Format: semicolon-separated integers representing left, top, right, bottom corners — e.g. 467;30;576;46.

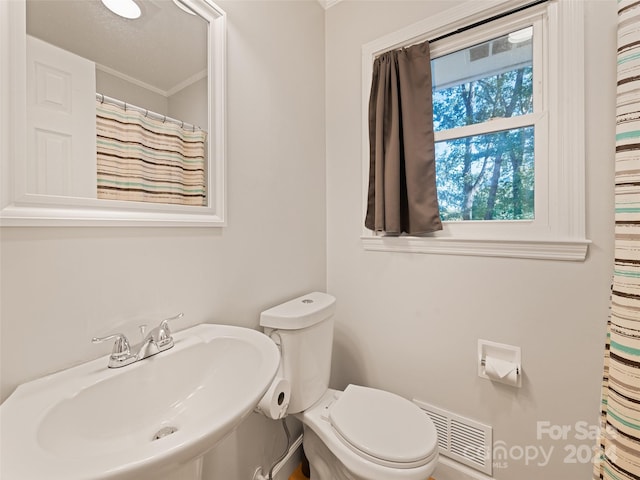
260;292;439;480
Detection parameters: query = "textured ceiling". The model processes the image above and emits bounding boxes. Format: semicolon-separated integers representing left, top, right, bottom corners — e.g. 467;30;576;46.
26;0;207;93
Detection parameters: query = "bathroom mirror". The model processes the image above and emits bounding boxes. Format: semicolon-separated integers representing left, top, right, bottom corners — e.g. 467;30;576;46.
0;0;226;226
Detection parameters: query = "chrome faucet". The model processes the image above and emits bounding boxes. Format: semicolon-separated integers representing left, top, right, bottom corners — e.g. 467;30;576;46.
92;313;184;368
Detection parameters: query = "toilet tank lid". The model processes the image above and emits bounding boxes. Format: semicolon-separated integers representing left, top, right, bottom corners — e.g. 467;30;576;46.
260;292;336;330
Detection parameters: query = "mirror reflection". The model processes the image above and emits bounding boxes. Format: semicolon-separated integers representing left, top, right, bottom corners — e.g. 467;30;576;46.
25;0;209;207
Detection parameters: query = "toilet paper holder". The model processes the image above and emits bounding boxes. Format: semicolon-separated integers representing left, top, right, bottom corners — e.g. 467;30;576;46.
478;339;522;387
480;357;520;375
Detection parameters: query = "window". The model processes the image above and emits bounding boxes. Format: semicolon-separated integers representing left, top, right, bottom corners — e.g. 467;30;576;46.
432;28;536;222
361;0;589;261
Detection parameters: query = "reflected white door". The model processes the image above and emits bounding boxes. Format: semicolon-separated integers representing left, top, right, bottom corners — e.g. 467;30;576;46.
26;35;96;198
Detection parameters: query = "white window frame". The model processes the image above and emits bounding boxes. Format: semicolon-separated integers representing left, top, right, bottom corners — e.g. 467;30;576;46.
361;0;589;261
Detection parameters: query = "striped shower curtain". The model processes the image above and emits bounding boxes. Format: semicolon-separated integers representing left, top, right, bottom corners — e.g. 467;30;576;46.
594;2;640;479
96;101;207;206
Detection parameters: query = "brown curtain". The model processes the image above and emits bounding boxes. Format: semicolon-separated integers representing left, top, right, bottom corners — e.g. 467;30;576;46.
365;41;443;235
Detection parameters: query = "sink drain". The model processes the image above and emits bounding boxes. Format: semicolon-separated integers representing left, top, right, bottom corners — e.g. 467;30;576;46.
152;426;178;441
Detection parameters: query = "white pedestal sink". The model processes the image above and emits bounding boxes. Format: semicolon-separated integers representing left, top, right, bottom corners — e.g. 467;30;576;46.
0;323;281;480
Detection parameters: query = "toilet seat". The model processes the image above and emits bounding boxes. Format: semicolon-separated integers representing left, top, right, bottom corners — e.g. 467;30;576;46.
327;385;438;469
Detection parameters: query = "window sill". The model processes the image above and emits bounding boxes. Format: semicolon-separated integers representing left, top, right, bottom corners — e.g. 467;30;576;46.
361;235;590;261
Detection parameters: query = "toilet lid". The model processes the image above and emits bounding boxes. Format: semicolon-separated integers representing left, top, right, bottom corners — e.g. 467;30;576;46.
328;384;438;466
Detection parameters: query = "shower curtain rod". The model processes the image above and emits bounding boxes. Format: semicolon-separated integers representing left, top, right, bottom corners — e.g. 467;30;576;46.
96;93;202;132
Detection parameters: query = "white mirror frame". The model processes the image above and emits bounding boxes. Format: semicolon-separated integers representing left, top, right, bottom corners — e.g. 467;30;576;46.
0;0;226;227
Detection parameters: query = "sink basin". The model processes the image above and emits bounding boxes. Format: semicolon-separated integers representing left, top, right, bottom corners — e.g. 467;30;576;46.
0;323;281;480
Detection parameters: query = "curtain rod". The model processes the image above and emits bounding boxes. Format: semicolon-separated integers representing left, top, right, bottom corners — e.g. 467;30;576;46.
429;0;549;44
96;93;202;132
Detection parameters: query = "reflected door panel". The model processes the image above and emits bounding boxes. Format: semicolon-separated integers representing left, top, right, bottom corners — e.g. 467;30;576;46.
27;35;97;198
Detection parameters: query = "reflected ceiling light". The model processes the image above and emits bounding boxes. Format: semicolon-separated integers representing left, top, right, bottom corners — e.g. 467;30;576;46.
101;0;141;19
173;0;196;15
508;26;533;44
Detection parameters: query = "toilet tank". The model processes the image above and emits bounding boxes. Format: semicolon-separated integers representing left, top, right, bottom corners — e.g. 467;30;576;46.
260;292;336;414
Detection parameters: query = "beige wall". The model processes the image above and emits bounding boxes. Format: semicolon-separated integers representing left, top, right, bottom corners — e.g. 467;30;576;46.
169;77;208;131
97;68;170;115
325;1;615;479
0;0;325;478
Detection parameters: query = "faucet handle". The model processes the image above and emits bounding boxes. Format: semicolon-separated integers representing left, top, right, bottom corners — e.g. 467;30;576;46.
92;333;131;360
158;313;184;342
